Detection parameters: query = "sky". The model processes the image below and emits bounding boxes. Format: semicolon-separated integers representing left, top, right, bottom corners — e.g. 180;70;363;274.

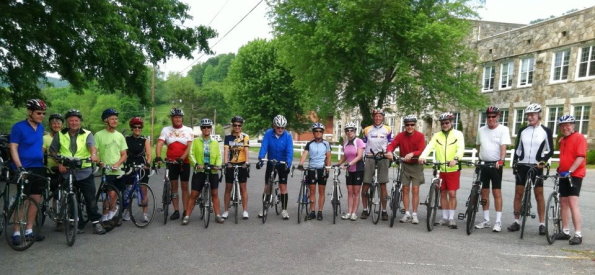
159;0;595;76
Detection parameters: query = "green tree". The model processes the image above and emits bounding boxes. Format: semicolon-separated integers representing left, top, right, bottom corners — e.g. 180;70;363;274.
227;39;306;134
187;54;236;86
0;0;217;105
270;0;485;126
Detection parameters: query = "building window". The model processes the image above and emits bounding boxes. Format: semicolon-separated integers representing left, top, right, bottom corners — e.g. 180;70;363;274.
547;106;563;136
452;113;461;130
500;61;513;89
482;65;495;92
577;46;595;79
518;57;535;87
513;108;525;135
499;109;509;127
574;105;591;135
479;112;487;128
551;49;570;82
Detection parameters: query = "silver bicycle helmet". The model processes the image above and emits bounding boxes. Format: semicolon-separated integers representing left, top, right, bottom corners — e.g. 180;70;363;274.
403;115;417;123
525;103;542;114
557;114;575;124
273;115;287;128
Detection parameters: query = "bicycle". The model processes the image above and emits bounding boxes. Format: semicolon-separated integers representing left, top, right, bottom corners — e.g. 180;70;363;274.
389;157;406;228
121;163;156;228
154;161;174;225
420;161;451;232
515;163;549;239
196;163;222;228
365;150;386;224
260;159;283;224
0;156;12;236
4;169;45;251
328;165;343;224
458;161;492;235
95;165;124;226
228;163;249;224
291;165;311;224
545;173;563;244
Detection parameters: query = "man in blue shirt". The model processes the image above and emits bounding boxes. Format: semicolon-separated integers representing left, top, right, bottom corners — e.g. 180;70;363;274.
257;115;293;220
9;99;48;244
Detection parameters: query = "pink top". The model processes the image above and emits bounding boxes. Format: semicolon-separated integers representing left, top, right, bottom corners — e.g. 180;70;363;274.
343;137;365;172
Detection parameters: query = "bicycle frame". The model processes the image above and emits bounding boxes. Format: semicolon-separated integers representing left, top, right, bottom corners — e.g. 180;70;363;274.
389;157;405;227
515;163;549;239
261;159;284;224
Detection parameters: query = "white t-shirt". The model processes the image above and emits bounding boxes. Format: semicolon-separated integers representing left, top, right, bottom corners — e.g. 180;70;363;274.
476;124;511;161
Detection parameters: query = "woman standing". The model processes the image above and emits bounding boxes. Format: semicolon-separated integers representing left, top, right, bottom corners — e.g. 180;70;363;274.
337;122;364;220
123;117;152;222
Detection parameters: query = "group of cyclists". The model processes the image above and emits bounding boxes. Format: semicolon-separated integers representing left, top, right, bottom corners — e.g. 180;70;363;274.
5;98;587;248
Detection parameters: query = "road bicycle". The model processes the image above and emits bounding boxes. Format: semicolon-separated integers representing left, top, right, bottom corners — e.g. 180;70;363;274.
515;163;549;239
420;161;452;232
291;165;312;224
365;151;386;224
260;159;283;224
389;157;406;228
0;156;12;236
545;173;563;244
328;165;343;224
196;164;222;228
155;160;176;225
228;163;249;224
121;163;156;228
95;165;124;226
459;161;492;235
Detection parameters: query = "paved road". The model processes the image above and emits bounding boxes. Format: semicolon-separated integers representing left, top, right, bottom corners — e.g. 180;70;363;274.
1;158;594;274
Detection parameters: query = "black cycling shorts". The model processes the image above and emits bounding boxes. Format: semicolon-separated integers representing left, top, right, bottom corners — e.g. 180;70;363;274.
345;171;364;186
192;172;219;191
480;165;503;189
23;167;46;195
225;165;249;184
559;177;582;197
515;165;544;187
265;163;288;185
307;169;328;186
105;175;125;192
168;163;190;182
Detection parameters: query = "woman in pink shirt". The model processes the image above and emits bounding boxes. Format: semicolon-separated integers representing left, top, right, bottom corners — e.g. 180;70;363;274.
337;122;365;220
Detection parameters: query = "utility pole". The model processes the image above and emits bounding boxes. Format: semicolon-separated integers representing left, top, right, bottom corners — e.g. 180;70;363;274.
150;65;156;143
213;108;217;134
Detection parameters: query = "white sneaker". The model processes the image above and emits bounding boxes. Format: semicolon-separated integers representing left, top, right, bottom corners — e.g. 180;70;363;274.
475;220;491;229
281;210;289;220
436;218;448;226
258;210;263;218
341;213;351;220
492;222;502;232
122;210;131;221
143;213;149;223
221;211;229;219
411;215;419;224
350;213;358;221
182;216;190;225
400;214;412;223
101;215;108;222
242;211;249;219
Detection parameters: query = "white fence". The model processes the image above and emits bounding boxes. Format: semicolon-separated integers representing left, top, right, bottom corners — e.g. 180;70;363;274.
250;140;560;167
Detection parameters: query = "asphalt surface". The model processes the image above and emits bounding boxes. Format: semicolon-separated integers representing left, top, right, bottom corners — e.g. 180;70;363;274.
1;157;594;274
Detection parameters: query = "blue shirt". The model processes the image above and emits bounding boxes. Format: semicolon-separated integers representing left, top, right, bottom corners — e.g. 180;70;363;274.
10;120;45;168
258;129;293;167
305;140;330;169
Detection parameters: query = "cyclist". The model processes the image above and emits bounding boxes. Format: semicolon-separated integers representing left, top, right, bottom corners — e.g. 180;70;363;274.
8;99;48;244
508;103;553;235
123;117;152;222
298;122;331;221
95;109;128;224
184;118;223;224
385;114;426;224
337;122;364;221
49;109;106;234
361;109;392;220
222;116;250;220
555;115;586;245
155;108;193;220
257;115;293;220
43;113;64;230
475;106;511;232
419;112;465;229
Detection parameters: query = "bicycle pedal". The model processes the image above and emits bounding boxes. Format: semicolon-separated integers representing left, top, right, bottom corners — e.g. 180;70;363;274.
530;214;536;219
457;213;465;220
400;209;406;214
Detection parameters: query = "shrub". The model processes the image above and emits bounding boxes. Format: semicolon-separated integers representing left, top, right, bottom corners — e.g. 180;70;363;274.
588;150;595;165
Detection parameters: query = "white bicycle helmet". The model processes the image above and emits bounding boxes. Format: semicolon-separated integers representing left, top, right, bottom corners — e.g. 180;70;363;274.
557;114;575;124
311;122;325;131
438;112;455;121
403;115;417;123
273;115;287;128
525;103;542;114
344;121;357;130
200;118;213;127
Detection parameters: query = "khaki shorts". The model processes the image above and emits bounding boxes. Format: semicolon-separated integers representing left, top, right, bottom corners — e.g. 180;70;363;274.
401;163;425;186
364;158;389;184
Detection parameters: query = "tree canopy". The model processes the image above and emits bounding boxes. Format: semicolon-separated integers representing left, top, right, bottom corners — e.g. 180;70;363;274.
0;0;216;105
270;0;486;126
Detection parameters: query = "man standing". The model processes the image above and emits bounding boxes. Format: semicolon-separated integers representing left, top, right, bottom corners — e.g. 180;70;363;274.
475;106;511;232
385;115;426;224
508;103;553;235
555;115;586;245
419;112;465;229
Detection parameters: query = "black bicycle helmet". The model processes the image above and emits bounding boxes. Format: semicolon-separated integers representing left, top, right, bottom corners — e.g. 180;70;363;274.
101;108;119;120
64;109;83;120
48;113;64;122
231;116;244;124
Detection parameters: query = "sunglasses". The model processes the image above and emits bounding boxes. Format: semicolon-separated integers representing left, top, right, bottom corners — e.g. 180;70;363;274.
313;130;323;133
405;124;416;127
35;112;46;115
440;121;451;125
487;115;497;119
345;129;355;132
131;126;143;129
201;126;212;129
275;127;285;130
232;124;242;127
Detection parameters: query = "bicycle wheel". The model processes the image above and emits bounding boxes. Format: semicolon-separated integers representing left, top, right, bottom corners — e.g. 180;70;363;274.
465;185;480;235
426;182;438;232
203;186;211;229
77;191;89;226
297;182;306;224
545;192;560;244
332;184;339;224
162;179;171;225
389;187;400;228
130;184;155;228
519;185;532;239
274;185;280;215
5;196;39;251
262;184;272;224
95;184;123;225
233;183;239;224
371;183;381;224
63;193;77;246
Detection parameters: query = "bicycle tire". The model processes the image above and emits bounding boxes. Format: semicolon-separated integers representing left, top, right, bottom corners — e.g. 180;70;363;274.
63;193;77;246
466;185;480;235
95;184;123;225
545;192;560;245
297;182;306;224
332;184;339;224
274;185;280;215
203;185;211;228
426;181;438;232
519;184;532;239
233;182;239;224
130;184;155;228
262;183;272;224
371;183;381;224
162;179;171;225
76;190;89;226
389;187;400;228
5;196;39;251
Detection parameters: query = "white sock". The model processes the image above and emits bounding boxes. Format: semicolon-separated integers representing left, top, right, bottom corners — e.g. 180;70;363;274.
575;231;582;237
25;229;33;234
405;211;410;216
539;222;545;226
412;212;417;217
483;210;490;221
13;232;21;237
442;210;448;220
448;209;455;220
496;212;502;223
563;228;570;234
514;219;519;224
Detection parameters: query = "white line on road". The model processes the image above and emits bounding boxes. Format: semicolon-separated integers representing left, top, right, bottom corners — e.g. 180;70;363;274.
354;259;525;272
500;253;591;260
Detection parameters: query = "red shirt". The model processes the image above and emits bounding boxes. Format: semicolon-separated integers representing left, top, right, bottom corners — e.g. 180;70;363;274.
386;130;426;164
559;132;587;178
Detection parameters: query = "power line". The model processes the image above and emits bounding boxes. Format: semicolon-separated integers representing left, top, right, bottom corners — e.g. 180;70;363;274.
208;0;231;25
182;0;265;73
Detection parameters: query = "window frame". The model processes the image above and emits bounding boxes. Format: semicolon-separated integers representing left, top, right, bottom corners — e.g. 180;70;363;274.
500;61;514;89
572;105;591;136
551;49;570;83
482;65;495;92
518;57;535;87
546;106;563;137
576;45;595;80
512;108;525;136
